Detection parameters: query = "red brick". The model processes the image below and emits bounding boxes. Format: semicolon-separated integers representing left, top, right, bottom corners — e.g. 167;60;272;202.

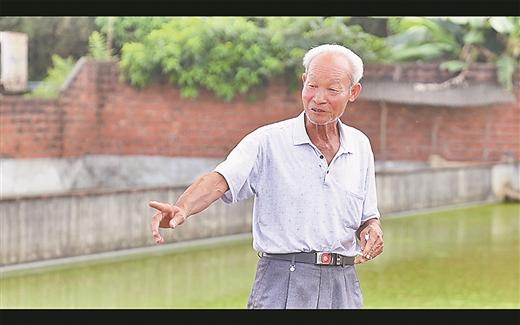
1;61;519;162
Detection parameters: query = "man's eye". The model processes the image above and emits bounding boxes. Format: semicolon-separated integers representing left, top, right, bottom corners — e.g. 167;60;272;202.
308;84;317;88
328;88;339;93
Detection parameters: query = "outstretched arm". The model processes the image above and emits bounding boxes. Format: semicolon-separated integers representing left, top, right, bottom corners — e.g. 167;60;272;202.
149;171;229;244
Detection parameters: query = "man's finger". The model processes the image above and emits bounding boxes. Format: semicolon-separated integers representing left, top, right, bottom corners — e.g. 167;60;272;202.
169;211;187;229
149;201;173;213
150;212;164;244
371;241;384;258
354;255;368;264
151;212;161;232
362;232;375;258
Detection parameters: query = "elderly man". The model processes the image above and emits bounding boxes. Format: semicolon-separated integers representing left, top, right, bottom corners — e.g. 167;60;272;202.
149;44;384;309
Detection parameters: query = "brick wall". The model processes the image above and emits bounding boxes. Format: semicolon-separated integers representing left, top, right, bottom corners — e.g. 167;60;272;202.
1;59;519;162
0;97;62;158
347;101;520;162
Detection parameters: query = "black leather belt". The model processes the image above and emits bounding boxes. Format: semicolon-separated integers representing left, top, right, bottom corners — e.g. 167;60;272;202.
261;252;355;266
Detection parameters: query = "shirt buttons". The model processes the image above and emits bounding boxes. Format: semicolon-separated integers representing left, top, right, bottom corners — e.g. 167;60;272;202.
319;155;324;159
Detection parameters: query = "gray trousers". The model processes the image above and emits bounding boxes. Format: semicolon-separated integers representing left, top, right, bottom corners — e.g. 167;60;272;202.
247;256;363;309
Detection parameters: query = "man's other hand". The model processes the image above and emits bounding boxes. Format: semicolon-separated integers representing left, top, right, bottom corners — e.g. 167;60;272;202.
355;219;384;264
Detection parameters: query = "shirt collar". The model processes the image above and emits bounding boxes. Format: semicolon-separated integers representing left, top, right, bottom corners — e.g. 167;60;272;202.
292;111;355;155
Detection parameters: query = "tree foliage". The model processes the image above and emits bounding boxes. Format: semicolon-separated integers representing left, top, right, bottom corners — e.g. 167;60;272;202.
26;54;75;98
94;17;171;57
0;17;97;80
385;17;519;90
9;17;517;98
263;17;390;84
118;18;282;100
117;17;389;100
111;17;518;99
87;31;113;59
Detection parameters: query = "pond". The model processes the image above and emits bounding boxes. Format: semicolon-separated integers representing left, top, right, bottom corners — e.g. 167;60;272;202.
1;203;518;308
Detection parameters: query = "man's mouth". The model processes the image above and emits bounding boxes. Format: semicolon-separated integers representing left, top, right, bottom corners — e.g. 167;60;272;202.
311;108;326;113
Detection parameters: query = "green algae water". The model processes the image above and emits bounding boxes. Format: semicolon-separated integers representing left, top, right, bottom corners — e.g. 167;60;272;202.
1;203;518;308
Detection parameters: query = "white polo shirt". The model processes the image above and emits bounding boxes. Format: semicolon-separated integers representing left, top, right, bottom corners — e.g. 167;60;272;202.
214;111;380;256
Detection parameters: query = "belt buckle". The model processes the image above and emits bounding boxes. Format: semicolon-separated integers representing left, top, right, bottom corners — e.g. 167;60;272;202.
316;252;334;265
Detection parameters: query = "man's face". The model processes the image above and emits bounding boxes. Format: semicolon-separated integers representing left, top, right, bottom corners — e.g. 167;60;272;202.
301;53;360;126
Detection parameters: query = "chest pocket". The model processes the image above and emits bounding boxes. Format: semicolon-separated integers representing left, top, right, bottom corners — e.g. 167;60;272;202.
328;158;366;229
343;189;364;229
330;158;365;197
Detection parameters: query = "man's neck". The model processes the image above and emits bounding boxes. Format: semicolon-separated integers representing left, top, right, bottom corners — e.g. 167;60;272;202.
304;115;341;146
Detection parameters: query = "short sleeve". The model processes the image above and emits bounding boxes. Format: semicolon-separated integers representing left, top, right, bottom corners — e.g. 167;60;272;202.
361;141;381;223
214;131;261;204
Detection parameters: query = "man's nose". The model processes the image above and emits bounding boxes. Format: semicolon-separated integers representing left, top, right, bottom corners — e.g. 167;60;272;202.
313;88;327;103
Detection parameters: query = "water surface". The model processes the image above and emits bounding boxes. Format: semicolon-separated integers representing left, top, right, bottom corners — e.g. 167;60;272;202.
1;203;518;308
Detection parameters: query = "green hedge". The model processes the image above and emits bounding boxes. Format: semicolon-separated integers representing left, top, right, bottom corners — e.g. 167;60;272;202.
117;17;390;101
29;17;519;100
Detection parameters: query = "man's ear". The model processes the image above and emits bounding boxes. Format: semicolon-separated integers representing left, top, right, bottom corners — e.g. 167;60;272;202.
301;73;306;83
348;83;362;102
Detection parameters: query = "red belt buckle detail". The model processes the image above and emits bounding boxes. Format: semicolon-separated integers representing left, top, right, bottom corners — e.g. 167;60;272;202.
317;252;333;265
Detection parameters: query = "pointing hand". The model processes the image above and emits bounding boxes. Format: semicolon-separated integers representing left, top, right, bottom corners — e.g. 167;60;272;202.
149;201;187;244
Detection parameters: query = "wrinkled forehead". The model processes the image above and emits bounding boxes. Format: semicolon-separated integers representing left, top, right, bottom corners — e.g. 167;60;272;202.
306;70;353;86
306;53;354;84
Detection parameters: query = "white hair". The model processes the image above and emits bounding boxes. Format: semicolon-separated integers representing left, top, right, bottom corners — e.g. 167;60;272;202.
302;44;364;84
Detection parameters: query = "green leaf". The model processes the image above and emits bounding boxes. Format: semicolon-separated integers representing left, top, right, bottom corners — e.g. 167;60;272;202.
468;18;486;28
88;31;112;59
496;54;515;91
180;87;199;99
29;55;76;98
463;30;485;45
446;17;473;25
390;43;452;61
489;17;514;34
385;26;430;47
440;60;466;73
